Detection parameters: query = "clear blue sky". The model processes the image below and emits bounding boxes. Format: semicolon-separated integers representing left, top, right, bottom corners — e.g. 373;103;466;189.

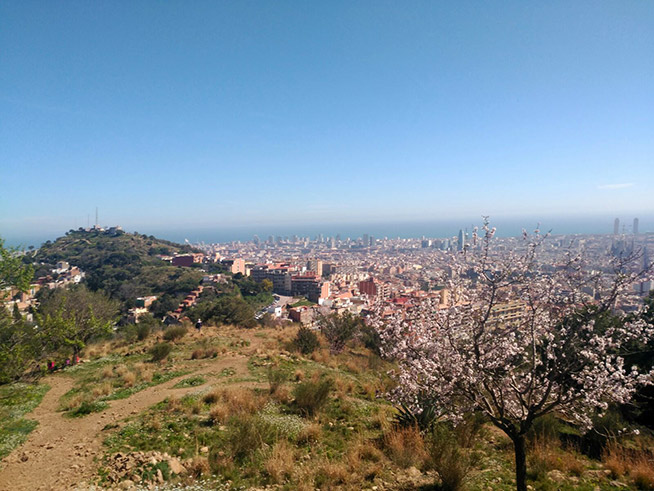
1;1;653;244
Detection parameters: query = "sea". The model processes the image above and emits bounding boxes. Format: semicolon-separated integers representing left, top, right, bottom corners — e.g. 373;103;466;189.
4;214;653;249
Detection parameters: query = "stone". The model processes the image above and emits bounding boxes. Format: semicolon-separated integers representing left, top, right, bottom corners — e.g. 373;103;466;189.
167;457;186;475
200;446;209;454
156;469;164;483
547;470;565;482
407;467;422;478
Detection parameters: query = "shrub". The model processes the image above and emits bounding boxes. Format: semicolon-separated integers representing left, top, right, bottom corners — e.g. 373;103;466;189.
294;378;333;417
426;423;478;491
293;327;319;355
224;415;277;463
318;312;362;354
633;458;654;490
394;394;439;432
149;343;172;362
163;325;187;342
187;456;210;478
383;425;428;469
136;323;151;341
265;440;295;484
268;367;286;395
359;324;383;356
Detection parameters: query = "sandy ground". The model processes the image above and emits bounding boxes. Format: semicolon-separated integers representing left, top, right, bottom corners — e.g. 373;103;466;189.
0;347;257;491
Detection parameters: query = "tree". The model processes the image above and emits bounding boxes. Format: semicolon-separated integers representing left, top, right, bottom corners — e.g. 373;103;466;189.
37;285;118;359
373;222;654;491
318;311;363;354
0;238;34;295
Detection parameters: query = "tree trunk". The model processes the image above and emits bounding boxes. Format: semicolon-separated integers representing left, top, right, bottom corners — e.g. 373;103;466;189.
513;433;528;491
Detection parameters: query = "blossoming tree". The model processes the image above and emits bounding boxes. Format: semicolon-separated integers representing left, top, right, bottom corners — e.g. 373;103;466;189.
373;222;654;491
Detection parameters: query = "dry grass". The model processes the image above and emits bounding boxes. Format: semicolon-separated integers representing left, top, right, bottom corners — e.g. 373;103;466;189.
121;371;137;387
186;456;210;478
205;387;266;423
294;369;304;382
602;441;629;478
333;376;355;397
208;404;229;425
61;394;84;411
271;385;291;404
383;426;428;469
265;440;295;484
101;366;114;379
92;382;113;398
166;396;183;413
530;436;585;476
632;457;654;490
313;460;349;488
603;441;654;489
297;423;322;444
370;405;395;432
311;349;330;364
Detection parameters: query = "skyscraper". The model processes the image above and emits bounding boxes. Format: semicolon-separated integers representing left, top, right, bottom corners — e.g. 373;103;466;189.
633;218;639;235
613;218;620;235
457;229;465;251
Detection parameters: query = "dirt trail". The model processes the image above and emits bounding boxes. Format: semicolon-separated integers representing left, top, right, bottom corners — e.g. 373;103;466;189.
0;349;258;491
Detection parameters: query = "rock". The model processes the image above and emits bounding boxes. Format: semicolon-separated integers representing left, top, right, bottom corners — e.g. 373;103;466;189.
547;470;565;482
167;457;186;475
200;446;209;454
156;468;164;483
120;480;134;490
46;443;55;450
407;467;422;478
149;457;158;465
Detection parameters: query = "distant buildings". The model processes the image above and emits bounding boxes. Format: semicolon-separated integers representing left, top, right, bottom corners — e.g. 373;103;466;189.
614;218;620;235
634;218;639;235
172;253;204;267
457;229;465;251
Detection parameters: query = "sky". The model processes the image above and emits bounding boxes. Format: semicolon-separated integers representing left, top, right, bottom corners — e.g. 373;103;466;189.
1;1;653;245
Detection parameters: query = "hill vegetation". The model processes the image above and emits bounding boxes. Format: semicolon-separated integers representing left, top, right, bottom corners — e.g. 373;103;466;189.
33;229;203;310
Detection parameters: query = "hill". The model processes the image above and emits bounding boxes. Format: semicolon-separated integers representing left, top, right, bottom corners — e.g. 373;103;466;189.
34;229;203;311
2;324;652;490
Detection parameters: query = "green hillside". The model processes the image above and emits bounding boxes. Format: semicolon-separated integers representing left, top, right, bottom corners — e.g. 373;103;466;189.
34;229;203;311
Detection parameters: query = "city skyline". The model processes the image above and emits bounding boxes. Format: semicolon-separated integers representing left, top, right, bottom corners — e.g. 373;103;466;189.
2;2;653;243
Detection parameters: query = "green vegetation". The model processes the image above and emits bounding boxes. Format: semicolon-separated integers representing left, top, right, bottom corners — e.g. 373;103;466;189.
289;298;315;308
149;343;173;362
173;376;206;388
34;229;202;310
0;383;49;459
293;326;320;354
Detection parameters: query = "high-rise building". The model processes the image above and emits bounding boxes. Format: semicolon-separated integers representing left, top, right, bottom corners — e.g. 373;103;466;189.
457;229;465;251
614;218;620;235
363;234;369;247
634;218;639;235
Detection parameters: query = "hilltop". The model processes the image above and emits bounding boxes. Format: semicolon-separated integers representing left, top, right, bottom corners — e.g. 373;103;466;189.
33;229;203;312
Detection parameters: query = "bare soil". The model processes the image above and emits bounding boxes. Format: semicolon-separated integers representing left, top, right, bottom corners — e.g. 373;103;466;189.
0;348;256;491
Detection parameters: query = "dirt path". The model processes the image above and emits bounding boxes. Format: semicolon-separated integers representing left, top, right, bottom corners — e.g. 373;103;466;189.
0;350;257;491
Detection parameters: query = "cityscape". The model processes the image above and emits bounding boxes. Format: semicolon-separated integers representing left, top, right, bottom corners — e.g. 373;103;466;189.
2;2;654;491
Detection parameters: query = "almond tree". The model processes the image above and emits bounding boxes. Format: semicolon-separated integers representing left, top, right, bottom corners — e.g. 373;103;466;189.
373;222;654;491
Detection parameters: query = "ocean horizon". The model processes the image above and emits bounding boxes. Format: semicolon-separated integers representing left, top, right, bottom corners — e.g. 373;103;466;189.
4;214;653;249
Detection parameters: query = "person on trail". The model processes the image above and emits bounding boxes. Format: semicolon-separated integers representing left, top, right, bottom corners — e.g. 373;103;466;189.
195;319;202;332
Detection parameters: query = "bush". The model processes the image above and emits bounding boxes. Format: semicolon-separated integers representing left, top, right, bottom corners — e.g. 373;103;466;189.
293;326;320;355
136;323;151;341
383;425;428;468
426;423;478;491
149;343;172;362
394;393;439;432
268;367;286;395
163;325;187;342
359;324;383;356
294;377;333;417
318;312;362;354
